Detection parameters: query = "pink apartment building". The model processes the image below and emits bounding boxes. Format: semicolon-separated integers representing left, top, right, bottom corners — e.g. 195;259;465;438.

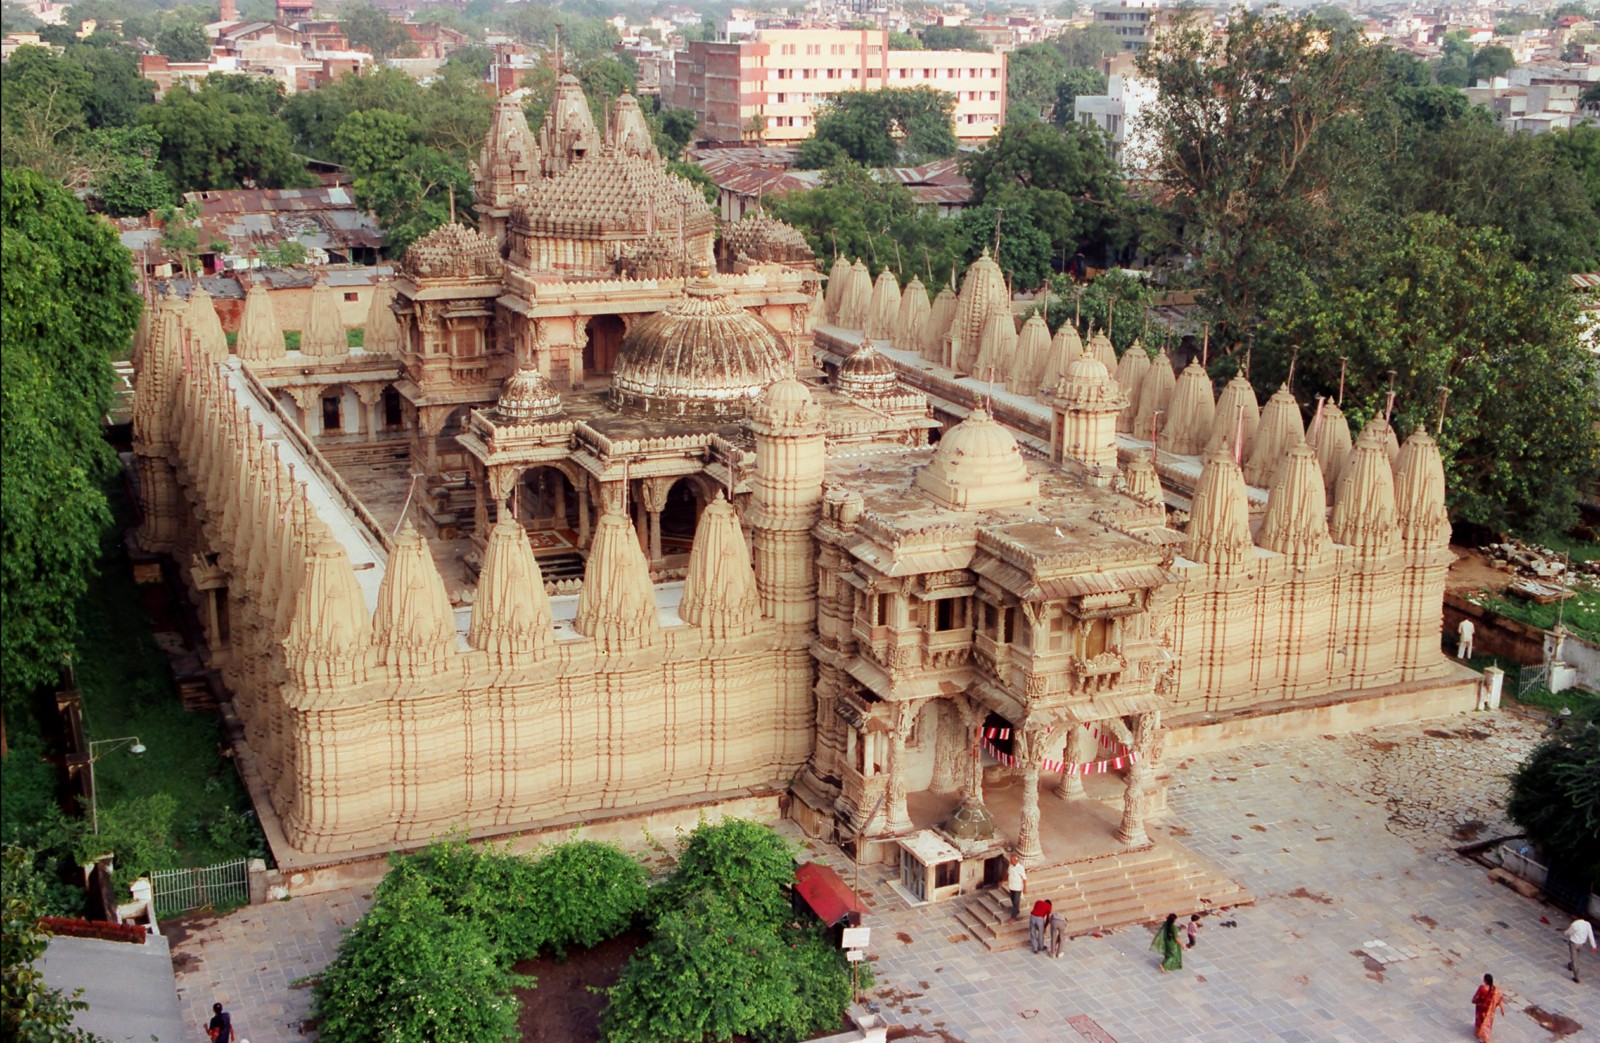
670;28;1007;145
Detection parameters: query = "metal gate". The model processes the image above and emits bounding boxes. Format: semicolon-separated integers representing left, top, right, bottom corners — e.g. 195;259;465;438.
151;859;249;918
1519;662;1550;699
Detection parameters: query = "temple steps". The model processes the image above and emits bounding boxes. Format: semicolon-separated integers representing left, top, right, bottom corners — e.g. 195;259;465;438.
952;844;1253;952
316;438;410;471
536;550;587;581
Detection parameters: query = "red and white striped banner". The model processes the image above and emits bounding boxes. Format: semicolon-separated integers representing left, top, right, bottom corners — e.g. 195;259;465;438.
978;737;1138;776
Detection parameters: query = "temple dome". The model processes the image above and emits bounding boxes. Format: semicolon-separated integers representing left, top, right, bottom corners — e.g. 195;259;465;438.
835;342;900;400
401;223;503;280
721;212;815;266
610;274;790;419
914;407;1037;511
496;367;563;422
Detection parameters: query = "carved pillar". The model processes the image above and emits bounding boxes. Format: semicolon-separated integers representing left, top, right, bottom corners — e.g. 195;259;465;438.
929;701;961;794
1055;724;1089;801
1015;725;1045;864
1115;711;1160;848
286;386;322;436
472;463;488;535
886;701;919;835
641;477;672;566
417;406;449;481
578;477;593;547
958;700;984;805
354;383;385;443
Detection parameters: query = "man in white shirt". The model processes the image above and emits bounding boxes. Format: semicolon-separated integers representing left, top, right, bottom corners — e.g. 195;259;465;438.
1565;917;1596;983
1005;852;1026;923
1458;618;1475;660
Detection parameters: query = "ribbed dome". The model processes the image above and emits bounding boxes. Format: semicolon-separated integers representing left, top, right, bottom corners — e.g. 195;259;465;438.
496;367;563;422
915;408;1037;511
609;275;790;419
835;342;899;400
1061;351;1118;406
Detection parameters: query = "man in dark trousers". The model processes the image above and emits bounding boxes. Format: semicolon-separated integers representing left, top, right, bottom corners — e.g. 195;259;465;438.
208;1002;233;1042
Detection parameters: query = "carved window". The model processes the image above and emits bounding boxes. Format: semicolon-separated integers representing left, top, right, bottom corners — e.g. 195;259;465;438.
1047;605;1071;652
1074;618;1110;660
931;597;968;633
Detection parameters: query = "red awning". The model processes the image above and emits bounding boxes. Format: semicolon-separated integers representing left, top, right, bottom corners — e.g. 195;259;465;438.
794;862;865;928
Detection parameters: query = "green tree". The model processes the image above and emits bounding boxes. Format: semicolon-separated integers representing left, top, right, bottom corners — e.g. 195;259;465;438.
332;107;472;253
1468;44;1514;83
1054;24;1119;68
653;106;699;160
1507;710;1600;888
1136;7;1385;350
340;2;416;62
801;86;958;168
1006;42;1069;121
141;74;311;191
87;124;175;216
69;42;155;129
313;870;529;1043
1550;124;1600;220
768;162;953;280
961;118;1127;264
919;24;989;51
1262;213;1600;537
1;169;135;720
888;30;921;50
2;847;94;1042
1052;67;1108;126
156;22;211;61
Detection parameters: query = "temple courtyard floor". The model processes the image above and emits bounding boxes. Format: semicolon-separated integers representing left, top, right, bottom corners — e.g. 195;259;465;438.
168;708;1596;1042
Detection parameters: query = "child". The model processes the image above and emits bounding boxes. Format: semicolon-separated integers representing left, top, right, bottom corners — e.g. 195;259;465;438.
1185;914;1202;949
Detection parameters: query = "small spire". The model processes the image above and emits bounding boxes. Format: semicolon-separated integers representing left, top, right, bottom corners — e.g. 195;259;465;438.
679;493;760;639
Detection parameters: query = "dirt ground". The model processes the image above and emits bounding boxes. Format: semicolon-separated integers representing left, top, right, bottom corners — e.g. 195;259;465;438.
513;929;648;1043
1446;544;1513;594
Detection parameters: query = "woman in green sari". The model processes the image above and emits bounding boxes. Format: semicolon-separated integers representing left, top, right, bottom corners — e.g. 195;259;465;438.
1151;913;1183;971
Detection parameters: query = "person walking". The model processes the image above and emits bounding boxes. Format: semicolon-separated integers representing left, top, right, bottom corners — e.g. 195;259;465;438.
1029;897;1053;953
1185;913;1202;949
1005;853;1026;922
1471;973;1506;1042
1150;913;1183;972
207;1002;233;1043
1048;909;1066;960
1565;916;1597;983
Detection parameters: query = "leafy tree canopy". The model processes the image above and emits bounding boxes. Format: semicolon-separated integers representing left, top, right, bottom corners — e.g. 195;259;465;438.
1261;213;1600;536
141;74;313;192
155;21;210;61
1053;67;1108;127
799;86;957;168
962;118;1128;265
654;818;797;931
1006;42;1070;121
1;169;135;717
1054;24;1119;68
1508;709;1600;889
918;24;989;51
340;2;416;62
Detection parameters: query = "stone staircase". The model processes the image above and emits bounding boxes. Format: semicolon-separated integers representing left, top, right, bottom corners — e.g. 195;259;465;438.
953;843;1254;952
536;550;587;582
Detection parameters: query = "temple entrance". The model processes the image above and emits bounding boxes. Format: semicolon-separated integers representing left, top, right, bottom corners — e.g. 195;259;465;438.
583;314;625;381
518;466;579;535
658;478;706;558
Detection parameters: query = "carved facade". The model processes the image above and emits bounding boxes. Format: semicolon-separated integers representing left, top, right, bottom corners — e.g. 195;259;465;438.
130;79;1460;868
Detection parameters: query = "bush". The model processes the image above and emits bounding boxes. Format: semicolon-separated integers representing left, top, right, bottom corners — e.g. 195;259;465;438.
1507;709;1600;888
313;870;530;1043
654;818;796;930
525;839;648;957
380;839;540;962
600;891;798;1043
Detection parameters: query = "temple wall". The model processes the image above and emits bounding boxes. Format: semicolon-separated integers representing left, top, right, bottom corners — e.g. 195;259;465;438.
1168;547;1449;715
229;607;809;856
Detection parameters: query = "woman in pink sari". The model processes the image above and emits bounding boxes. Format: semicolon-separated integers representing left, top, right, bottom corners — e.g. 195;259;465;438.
1471;973;1506;1042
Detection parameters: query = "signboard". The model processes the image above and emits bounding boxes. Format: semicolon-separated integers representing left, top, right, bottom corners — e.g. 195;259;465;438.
841;926;871;950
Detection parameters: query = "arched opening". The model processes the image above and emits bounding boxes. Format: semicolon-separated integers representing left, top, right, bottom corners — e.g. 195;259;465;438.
659;477;707;559
381;386;404;431
583;314;626;381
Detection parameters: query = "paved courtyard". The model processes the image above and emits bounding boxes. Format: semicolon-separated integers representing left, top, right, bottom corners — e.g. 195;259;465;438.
169;709;1596;1042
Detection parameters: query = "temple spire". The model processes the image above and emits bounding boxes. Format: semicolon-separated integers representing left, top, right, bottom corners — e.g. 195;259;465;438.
372;521;458;677
1394;428;1449;554
235;277;285;361
574;508;660;652
864;268;902;341
468;514;554;663
1330;421;1399;559
284;534;372;695
1244;383;1304;488
1258;441;1332;565
1186;446;1251;566
679;493;760;639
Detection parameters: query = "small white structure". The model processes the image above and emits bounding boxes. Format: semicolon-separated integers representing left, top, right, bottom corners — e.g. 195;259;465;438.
1074;74;1159;174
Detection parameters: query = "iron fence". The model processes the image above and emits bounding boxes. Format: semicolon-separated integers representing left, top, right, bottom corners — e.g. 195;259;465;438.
151;858;249;919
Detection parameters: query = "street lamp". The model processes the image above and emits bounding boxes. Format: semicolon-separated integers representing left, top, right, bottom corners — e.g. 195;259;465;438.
87;736;146;835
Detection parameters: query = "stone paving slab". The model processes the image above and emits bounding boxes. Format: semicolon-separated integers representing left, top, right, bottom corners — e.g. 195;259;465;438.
166;710;1596;1042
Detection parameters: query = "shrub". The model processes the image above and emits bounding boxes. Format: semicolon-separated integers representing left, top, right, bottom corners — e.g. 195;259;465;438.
313;870;530;1043
600;891;798;1043
525;839;648;957
655;818;796;930
781;925;857;1043
380;839;540;962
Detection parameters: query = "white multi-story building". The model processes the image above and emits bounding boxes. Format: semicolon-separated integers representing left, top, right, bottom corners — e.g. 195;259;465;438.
1074;73;1157;174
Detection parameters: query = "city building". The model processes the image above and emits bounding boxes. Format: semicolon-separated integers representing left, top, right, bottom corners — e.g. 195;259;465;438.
1073;71;1158;173
130;77;1470;894
669;28;1007;145
1092;0;1203;51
